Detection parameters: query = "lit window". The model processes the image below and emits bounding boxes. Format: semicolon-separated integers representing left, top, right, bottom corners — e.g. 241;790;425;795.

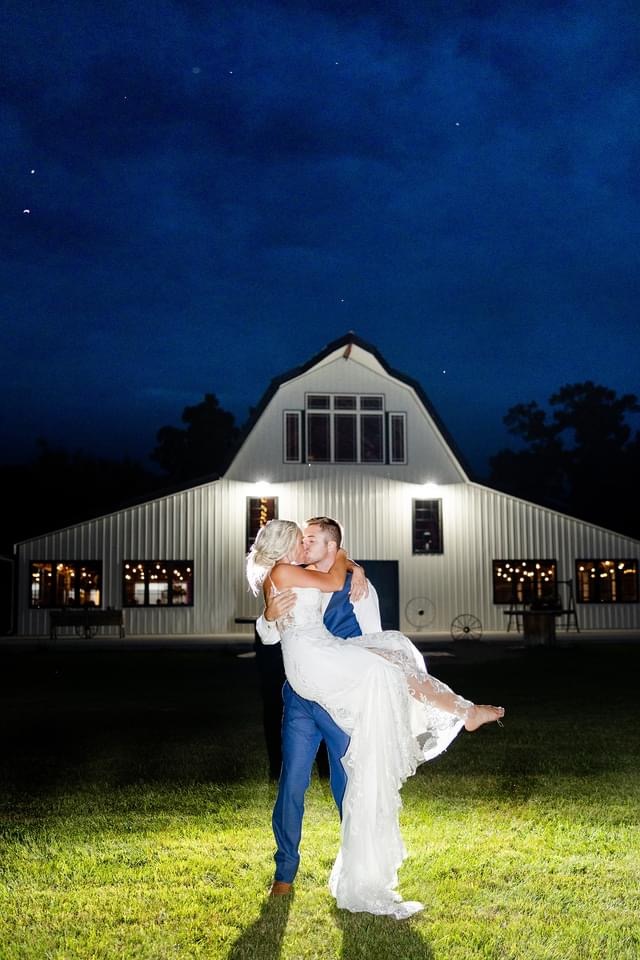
492;560;557;604
246;497;278;552
576;559;638;604
29;561;102;609
412;500;443;554
122;561;194;607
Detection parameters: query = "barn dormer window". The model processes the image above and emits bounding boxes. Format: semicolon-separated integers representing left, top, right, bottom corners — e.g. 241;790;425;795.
389;413;407;464
284;411;302;463
283;394;405;464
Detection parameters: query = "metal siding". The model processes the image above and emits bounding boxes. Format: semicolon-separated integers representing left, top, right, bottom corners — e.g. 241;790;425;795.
14;474;640;638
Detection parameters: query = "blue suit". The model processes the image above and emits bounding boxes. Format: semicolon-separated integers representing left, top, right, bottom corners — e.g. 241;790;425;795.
272;574;362;884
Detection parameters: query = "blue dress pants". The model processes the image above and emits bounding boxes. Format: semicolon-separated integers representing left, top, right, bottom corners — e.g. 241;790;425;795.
272;680;350;883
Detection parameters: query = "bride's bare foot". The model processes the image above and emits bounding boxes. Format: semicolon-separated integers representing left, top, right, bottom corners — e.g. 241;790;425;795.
464;704;505;731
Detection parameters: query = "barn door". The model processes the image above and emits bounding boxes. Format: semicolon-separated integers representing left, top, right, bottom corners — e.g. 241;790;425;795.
356;560;399;630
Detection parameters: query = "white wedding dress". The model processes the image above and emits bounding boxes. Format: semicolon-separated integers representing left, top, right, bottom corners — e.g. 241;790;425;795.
276;585;473;919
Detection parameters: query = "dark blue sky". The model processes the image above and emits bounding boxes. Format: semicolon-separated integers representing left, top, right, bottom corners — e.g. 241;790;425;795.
3;0;639;476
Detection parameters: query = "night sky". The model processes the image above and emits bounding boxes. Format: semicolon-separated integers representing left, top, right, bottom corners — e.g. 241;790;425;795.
3;0;639;476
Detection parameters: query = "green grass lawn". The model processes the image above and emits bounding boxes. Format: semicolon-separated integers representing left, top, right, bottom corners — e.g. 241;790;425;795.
1;642;638;960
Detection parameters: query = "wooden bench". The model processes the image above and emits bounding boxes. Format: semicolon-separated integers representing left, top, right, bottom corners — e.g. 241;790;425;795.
49;608;125;640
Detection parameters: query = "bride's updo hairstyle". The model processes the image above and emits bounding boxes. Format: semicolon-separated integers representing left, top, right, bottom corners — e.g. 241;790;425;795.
246;519;301;595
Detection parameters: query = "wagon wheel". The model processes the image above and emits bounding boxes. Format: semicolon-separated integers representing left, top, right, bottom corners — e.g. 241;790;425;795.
405;597;435;630
450;613;482;641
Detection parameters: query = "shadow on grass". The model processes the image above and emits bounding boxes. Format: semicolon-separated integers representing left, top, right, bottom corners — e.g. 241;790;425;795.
334;906;433;960
224;896;433;960
227;892;292;960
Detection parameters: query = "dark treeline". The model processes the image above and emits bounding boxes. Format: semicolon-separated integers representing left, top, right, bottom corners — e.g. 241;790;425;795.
0;393;244;557
488;382;640;540
2;381;639;559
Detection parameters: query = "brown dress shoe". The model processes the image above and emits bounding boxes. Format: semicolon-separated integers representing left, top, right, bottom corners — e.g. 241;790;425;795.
269;880;293;896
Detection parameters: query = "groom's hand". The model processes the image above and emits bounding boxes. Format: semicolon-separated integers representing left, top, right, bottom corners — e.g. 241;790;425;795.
264;588;296;622
349;564;368;602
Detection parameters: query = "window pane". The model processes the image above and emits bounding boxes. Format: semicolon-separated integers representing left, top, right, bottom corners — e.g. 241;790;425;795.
621;562;639;601
123;561;194;607
30;561;102;608
307;413;330;461
493;560;557;604
390;413;406;463
307;394;330;409
246;497;278;552
149;563;169;606
284;411;301;462
335;414;357;461
30;562;54;608
360;414;384;462
335;395;357;410
55;563;77;606
300;393;401;464
171;563;193;605
78;564;101;606
413;499;443;554
576;559;638;603
123;562;147;606
360;396;383;410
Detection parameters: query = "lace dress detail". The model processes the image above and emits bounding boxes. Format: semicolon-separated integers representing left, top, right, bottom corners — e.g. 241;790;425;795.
275;587;473;919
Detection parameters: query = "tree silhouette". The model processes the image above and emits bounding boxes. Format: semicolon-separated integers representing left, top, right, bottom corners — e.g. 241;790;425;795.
0;393;242;559
0;440;162;556
150;393;240;482
489;382;640;537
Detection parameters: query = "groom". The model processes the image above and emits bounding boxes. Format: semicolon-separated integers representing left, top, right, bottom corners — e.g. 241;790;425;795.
256;516;382;896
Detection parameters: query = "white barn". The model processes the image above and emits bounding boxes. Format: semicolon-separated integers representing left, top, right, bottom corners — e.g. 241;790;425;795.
14;333;640;639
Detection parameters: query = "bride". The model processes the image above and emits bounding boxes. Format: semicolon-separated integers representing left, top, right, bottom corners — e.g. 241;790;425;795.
246;519;504;919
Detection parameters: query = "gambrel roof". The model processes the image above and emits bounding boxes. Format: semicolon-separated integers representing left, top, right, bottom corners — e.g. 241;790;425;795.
225;331;474;483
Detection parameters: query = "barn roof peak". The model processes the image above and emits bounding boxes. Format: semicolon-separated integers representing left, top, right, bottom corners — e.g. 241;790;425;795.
230;331;474;479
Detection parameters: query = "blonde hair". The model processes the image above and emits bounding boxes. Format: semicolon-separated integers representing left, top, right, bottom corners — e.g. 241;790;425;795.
246;519;300;595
